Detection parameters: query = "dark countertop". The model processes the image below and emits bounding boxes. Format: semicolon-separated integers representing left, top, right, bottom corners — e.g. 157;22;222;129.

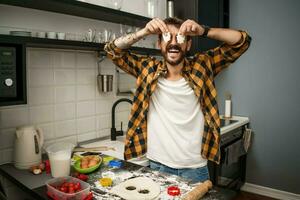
0;156;237;200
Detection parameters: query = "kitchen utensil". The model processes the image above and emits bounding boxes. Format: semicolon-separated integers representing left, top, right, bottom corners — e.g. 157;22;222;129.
98;74;113;93
73;146;115;152
14;125;44;169
97;53;113;93
72;156;102;174
182;180;213;200
45;142;74;177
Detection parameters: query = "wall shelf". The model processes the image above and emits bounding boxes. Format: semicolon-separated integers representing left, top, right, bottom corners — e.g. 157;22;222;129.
0;0;151;27
0;34;161;55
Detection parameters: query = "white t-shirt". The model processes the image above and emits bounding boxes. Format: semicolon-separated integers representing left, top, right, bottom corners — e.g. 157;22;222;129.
147;77;207;168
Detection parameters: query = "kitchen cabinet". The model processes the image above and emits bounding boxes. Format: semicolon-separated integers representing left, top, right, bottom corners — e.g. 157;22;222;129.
0;0;160;55
0;0;160;106
0;0;150;27
0;34;160;56
174;0;230;53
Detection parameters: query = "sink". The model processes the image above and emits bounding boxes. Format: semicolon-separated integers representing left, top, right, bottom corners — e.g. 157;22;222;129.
80;136;149;167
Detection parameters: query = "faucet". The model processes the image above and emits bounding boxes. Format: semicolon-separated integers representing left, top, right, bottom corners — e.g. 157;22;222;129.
111;98;133;141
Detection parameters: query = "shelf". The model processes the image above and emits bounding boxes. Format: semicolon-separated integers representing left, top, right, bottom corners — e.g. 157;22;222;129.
0;0;151;27
0;34;161;55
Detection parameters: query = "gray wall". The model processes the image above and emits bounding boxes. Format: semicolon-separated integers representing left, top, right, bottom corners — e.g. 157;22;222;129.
215;0;300;194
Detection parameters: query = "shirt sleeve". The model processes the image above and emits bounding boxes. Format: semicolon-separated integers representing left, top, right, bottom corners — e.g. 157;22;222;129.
196;31;252;77
104;40;154;78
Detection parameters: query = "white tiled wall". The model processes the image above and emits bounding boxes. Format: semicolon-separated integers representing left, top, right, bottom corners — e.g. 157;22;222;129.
0;48;134;164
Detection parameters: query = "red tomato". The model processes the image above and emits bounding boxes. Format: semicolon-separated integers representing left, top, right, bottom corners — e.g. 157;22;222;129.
62;182;69;188
74;182;81;191
68;183;74;188
68;186;75;194
59;186;67;193
77;174;88;181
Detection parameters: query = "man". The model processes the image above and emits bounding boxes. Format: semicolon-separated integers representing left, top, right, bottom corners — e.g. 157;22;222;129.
104;17;251;183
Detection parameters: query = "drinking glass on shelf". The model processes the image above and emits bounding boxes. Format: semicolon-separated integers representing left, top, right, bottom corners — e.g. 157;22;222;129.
111;32;116;41
102;29;111;43
84;29;96;42
96;32;102;43
66;33;76;41
119;24;125;37
111;0;123;10
126;26;134;34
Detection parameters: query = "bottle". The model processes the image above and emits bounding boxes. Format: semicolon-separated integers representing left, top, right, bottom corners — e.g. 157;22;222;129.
167;0;174;18
224;92;232;118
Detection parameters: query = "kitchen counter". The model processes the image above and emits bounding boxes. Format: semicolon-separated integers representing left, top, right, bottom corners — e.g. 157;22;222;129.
0;156;237;200
220;115;249;135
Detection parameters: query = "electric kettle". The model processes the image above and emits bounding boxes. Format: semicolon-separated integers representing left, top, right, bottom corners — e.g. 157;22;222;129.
14;126;44;169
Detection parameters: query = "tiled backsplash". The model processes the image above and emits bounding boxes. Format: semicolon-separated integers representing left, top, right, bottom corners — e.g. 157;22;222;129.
0;48;134;164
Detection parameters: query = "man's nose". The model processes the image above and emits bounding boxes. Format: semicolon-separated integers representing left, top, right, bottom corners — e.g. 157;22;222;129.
169;34;178;44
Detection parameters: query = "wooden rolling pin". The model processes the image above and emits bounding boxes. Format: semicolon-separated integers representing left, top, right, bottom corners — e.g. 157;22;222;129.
182;180;213;200
73;146;116;152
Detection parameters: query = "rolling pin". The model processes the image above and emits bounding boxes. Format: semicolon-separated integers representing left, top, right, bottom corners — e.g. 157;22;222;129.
73;146;115;152
182;180;213;200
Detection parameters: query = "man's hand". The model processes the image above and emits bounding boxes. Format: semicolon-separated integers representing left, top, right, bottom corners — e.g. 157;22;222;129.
179;19;205;36
179;19;243;45
114;18;168;49
143;18;169;35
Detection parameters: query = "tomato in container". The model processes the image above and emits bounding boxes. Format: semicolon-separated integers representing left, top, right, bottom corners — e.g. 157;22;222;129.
46;176;90;200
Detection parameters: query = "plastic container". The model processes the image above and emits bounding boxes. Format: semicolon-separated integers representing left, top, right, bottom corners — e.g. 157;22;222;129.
45;142;74;177
46;176;90;200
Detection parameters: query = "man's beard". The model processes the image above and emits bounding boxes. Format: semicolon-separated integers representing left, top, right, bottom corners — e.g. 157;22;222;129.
161;44;187;66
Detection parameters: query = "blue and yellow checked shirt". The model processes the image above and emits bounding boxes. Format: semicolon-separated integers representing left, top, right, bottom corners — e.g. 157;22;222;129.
104;31;251;164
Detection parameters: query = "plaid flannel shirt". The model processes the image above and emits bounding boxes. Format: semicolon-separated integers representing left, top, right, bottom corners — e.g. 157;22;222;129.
104;31;251;164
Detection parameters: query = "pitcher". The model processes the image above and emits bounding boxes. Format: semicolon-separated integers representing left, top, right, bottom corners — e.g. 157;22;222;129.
14;126;44;169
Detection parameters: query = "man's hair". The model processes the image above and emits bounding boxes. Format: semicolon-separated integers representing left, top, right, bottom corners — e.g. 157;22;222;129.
158;17;191;41
163;17;184;28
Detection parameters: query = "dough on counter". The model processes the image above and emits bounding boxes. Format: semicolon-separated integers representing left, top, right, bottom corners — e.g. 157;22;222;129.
110;177;160;200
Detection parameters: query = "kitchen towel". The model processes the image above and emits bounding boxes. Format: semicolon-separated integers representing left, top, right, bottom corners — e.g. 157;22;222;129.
224;139;246;165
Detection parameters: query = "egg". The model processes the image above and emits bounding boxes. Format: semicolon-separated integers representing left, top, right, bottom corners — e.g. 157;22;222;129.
91;156;100;163
88;160;98;168
81;163;88;169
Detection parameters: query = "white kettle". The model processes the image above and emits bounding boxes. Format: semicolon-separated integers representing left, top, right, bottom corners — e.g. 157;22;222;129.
14;126;44;169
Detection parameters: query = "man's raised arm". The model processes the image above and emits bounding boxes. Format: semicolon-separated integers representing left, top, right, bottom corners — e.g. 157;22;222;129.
114;18;168;49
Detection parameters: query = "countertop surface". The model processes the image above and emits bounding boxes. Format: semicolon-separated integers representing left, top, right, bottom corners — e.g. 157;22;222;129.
0;156;237;200
220;115;249;135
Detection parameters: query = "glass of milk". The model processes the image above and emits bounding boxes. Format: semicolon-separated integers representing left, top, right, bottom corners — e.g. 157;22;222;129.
45;143;74;178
